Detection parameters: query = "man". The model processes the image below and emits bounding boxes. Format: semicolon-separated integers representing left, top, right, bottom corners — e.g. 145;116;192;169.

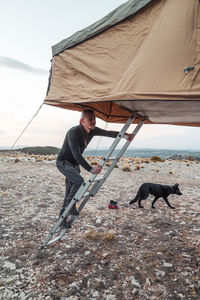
56;109;133;226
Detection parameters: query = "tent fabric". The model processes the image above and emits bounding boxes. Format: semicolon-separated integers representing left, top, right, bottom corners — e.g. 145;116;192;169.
52;0;153;56
44;0;200;126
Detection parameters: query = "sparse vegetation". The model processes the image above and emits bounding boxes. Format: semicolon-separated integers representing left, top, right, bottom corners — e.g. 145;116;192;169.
122;164;131;172
85;229;115;242
134;165;140;171
151;155;165;162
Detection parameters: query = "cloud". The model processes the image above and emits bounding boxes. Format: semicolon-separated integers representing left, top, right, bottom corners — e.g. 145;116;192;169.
0;56;48;76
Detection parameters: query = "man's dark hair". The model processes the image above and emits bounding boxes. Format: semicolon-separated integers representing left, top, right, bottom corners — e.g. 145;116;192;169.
81;109;95;119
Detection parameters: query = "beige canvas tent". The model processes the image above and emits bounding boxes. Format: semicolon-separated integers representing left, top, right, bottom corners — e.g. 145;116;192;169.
44;0;200;126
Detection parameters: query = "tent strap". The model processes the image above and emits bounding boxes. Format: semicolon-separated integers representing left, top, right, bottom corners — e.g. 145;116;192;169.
10;103;44;150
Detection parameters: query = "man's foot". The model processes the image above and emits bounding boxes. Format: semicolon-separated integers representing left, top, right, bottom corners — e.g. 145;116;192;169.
69;204;79;215
61;219;72;228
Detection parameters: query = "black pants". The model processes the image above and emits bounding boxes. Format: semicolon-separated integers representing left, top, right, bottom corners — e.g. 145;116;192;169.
56;160;84;215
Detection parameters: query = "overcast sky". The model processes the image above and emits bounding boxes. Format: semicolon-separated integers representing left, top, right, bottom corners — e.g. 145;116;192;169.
0;0;200;150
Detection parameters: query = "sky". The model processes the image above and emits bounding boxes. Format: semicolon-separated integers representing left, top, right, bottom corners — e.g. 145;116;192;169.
0;0;200;151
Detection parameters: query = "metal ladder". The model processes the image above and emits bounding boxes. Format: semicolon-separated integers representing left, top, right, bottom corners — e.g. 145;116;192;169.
41;115;145;249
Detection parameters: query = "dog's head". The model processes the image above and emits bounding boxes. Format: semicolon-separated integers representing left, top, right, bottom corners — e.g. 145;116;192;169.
172;183;182;195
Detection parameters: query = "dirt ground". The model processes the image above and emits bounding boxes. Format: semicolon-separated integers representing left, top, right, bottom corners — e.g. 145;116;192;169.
0;153;200;299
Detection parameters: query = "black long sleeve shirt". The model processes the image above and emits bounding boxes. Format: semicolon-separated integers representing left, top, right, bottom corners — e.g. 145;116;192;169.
57;125;118;171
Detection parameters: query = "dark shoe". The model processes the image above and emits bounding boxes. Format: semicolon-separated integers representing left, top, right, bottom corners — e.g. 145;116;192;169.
61;219;71;228
69;204;79;216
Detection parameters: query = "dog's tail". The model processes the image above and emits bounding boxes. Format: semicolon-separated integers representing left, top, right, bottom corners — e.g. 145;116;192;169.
129;193;139;205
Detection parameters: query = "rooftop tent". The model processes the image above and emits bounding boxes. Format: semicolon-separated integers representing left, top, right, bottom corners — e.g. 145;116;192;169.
44;0;200;126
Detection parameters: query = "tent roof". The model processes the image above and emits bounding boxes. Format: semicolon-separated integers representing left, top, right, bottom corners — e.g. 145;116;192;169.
45;0;200;126
52;0;153;56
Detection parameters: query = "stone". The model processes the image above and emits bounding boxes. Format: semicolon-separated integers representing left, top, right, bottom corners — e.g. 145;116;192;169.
3;261;16;270
163;262;173;268
131;276;141;288
96;217;102;224
106;295;116;300
156;270;166;280
132;288;138;295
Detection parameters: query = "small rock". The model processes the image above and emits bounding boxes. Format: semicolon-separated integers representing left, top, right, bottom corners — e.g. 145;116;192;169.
84;251;91;255
132;288;138;295
106;295;116;300
130;276;141;288
155;270;166;280
92;290;99;297
3;261;16;270
163;262;173;268
68;282;79;290
96;217;102;224
102;252;109;258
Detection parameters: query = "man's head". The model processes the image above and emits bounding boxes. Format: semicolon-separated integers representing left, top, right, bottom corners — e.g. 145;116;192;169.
80;109;96;132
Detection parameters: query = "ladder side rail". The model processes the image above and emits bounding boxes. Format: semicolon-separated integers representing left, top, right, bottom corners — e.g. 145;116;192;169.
99;115;135;164
86;120;145;196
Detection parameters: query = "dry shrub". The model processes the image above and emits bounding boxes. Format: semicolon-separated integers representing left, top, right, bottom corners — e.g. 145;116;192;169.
2;191;8;196
85;229;102;240
143;159;150;164
85;229;115;242
122;164;131;172
151;155;165;162
169;171;173;175
105;233;115;241
188;156;194;161
90;160;98;165
115;164;119;168
35;158;43;162
154;169;159;172
106;162;112;167
47;155;56;161
134;165;140;171
15;158;20;163
186;163;190;166
85;156;92;160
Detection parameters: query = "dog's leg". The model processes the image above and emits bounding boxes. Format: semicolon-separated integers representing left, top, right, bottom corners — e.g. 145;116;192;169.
163;197;175;209
138;198;144;208
151;196;159;209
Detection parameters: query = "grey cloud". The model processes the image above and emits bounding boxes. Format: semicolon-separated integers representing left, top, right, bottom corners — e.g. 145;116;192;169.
0;56;48;76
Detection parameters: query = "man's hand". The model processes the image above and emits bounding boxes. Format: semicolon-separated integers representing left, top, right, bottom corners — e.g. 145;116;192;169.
124;133;134;142
90;164;102;174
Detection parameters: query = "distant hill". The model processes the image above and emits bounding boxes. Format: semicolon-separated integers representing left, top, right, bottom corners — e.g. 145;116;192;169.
17;146;60;155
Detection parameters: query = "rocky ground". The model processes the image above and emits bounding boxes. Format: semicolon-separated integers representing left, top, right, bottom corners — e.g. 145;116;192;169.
0;153;200;300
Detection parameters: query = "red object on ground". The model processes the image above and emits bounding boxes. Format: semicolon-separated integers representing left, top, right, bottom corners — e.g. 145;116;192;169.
108;204;119;210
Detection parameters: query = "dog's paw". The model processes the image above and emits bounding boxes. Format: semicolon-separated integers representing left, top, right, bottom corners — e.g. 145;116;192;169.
129;201;133;205
170;206;175;209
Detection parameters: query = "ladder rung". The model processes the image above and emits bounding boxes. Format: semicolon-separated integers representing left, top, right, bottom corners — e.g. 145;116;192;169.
92;176;104;182
106;156;117;161
83;192;90;197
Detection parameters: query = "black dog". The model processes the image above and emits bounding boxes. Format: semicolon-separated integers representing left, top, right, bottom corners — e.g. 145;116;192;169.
129;183;182;209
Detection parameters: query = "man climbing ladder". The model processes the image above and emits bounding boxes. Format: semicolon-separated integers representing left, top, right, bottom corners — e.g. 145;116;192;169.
56;109;133;227
41;113;145;249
